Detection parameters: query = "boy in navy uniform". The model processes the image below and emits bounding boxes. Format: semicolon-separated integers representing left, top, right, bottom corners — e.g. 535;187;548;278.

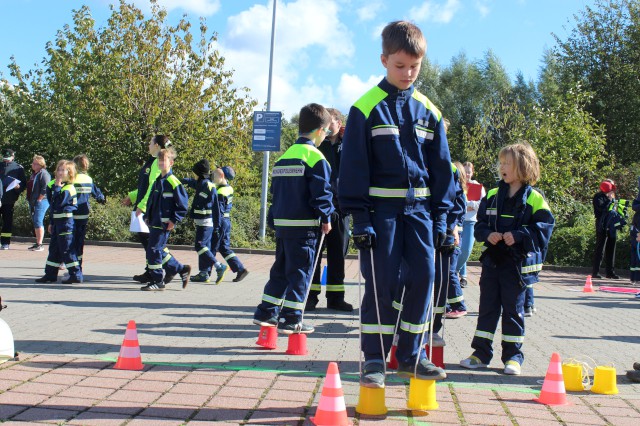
0;148;27;250
141;148;191;291
338;21;454;388
254;103;334;334
210;166;248;283
182;159;222;283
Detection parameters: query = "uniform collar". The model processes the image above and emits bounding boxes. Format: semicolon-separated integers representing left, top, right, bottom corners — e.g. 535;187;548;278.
295;137;316;146
378;77;414;98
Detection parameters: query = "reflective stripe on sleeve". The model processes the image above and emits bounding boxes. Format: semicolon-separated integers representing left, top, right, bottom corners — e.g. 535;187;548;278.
371;126;400;137
273;219;320;227
368;187;430;198
361;323;395;334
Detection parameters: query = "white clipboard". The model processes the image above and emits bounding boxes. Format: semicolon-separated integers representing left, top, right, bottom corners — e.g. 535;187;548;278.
129;211;149;233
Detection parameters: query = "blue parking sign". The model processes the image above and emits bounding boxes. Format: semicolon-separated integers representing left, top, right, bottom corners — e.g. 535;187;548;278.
252;111;282;152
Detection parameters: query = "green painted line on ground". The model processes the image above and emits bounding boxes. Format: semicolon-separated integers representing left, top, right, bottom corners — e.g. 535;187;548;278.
98;356;541;395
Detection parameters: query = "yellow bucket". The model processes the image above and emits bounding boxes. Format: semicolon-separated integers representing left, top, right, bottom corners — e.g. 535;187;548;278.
591;365;618;395
407;378;439;411
562;362;585;392
356;385;388;415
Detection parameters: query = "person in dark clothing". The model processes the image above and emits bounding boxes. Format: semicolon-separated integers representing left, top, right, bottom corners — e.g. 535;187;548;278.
306;108;353;312
0;148;27;250
592;179;618;279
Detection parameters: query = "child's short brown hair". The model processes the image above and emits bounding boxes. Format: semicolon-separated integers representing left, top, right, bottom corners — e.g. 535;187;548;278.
73;154;90;173
298;103;331;135
157;147;177;162
326;107;343;124
381;20;426;58
498;142;541;186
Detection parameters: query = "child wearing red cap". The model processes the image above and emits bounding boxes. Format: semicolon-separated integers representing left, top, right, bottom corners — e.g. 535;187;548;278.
592;179;618;279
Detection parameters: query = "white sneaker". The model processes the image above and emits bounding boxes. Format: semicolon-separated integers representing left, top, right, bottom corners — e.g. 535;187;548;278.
504;361;521;375
429;333;446;347
460;356;488;369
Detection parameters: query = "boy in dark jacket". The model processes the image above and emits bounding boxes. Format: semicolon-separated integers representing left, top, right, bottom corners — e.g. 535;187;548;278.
182;159;222;283
253;103;334;334
141;148;191;291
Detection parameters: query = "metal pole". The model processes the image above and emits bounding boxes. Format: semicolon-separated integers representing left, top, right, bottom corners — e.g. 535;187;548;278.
259;0;277;241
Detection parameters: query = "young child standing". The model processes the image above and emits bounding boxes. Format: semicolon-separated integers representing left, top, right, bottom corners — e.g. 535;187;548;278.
211;166;248;283
182;159;222;283
338;21;454;388
254;103;334;334
141;148;191;291
460;143;554;375
36;160;82;284
72;154;106;269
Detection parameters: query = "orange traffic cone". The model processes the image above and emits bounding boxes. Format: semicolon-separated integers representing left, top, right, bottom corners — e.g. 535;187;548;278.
534;352;570;406
285;333;308;355
583;275;595;293
311;362;351;426
114;320;143;370
256;326;277;349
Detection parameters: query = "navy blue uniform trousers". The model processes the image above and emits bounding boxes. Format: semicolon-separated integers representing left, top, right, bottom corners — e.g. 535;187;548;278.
212;218;244;273
195;225;216;272
147;228;184;283
255;236;317;323
44;221;82;280
471;259;526;365
361;210;434;364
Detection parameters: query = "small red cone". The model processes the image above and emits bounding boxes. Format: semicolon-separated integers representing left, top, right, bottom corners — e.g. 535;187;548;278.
583;275;595;293
387;344;399;369
426;345;445;369
534;352;570;406
285;333;308;355
114;320;143;370
256;326;277;349
311;362;351;426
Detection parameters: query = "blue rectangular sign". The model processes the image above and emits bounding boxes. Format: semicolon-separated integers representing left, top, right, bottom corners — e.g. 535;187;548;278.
252;111;282;152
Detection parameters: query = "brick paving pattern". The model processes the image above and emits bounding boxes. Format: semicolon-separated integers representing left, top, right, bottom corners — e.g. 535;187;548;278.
0;240;639;424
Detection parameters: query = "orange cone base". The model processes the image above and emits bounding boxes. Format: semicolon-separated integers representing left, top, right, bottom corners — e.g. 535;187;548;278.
408;378;439;411
534;352;570;406
583;275;595;293
311;362;351;426
256;326;277;349
285;333;308;355
114;320;143;371
425;345;445;369
356;386;387;415
387;345;398;369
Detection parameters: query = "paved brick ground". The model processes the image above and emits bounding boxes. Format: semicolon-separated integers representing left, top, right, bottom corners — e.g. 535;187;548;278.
0;241;639;425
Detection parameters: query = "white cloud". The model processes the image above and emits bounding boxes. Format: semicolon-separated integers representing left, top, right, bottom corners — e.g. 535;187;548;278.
475;0;490;18
336;73;384;111
409;0;462;24
356;1;383;22
128;0;221;16
216;0;356;118
157;0;221;15
371;22;386;40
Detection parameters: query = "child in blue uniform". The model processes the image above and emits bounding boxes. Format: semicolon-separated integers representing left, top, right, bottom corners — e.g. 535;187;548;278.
338;21;454;388
36;160;83;284
182;159;222;283
630;178;640;285
141;148;191;291
254;103;334;334
72;154;106;270
460;143;554;375
211;166;248;283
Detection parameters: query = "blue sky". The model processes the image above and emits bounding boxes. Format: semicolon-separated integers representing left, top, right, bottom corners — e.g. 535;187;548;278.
0;0;595;118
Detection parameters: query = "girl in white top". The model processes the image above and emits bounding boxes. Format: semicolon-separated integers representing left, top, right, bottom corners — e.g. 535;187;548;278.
456;162;486;287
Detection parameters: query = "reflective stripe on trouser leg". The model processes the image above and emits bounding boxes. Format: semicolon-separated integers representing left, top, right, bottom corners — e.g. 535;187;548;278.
255;237;317;322
195;225;215;271
46;222;82;279
362;210;435;364
218;218;244;272
147;228;169;282
73;219;88;268
472;264;526;365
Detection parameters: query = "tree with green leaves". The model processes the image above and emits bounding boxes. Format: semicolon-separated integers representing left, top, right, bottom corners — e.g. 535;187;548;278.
553;0;640;164
0;0;258;195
